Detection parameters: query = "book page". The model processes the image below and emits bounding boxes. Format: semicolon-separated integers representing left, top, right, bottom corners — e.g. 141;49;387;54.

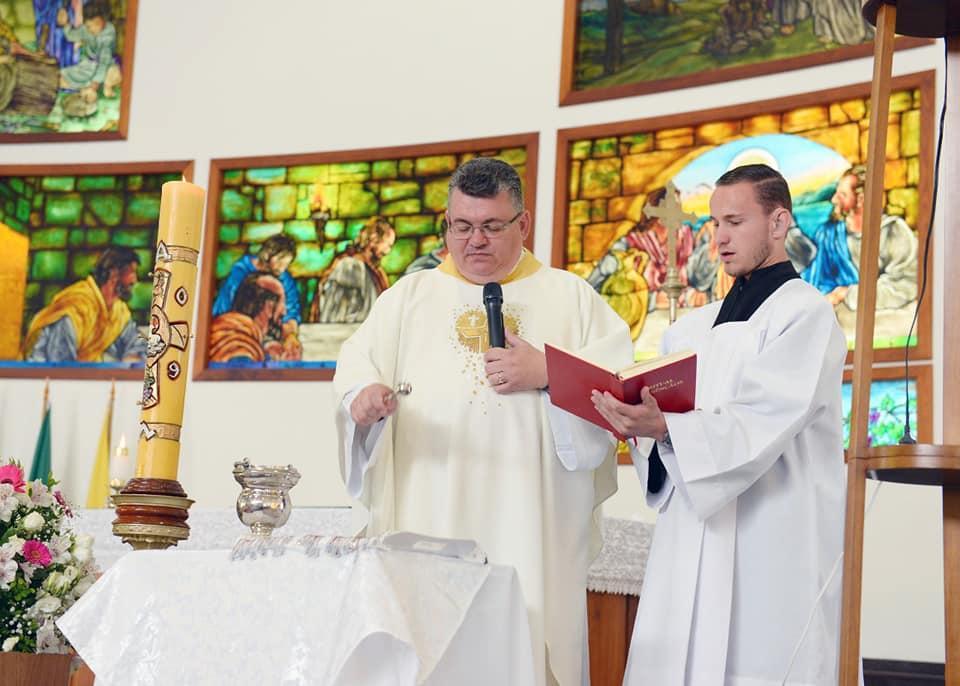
617;349;695;380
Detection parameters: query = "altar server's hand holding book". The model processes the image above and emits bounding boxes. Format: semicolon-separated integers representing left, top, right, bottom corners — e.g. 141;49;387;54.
544;344;696;441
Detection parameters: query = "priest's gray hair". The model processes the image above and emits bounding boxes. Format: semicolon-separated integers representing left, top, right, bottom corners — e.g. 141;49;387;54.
448;158;524;212
715;163;792;215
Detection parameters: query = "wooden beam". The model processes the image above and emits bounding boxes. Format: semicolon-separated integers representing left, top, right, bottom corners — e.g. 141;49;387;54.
840;4;898;684
942;32;960;686
848;3;898;460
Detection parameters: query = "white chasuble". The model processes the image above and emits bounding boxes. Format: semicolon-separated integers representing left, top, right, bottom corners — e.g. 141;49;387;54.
625;279;848;686
334;251;632;686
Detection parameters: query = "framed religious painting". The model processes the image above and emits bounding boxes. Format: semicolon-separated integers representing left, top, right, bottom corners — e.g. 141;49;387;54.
0;0;138;141
0;160;194;379
558;0;930;106
842;364;932;449
554;71;934;370
193;133;539;381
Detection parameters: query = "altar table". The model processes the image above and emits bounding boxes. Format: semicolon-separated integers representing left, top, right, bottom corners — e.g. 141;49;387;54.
58;545;535;686
64;508;653;686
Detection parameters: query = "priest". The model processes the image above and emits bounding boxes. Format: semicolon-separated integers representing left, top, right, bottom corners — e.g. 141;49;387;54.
334;158;632;686
593;164;848;685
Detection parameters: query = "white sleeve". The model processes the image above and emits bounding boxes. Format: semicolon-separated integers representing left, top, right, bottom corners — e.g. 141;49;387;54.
338;385;388;498
545;393;617;471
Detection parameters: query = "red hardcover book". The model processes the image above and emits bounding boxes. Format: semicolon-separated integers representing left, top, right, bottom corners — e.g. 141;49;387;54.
544;343;697;440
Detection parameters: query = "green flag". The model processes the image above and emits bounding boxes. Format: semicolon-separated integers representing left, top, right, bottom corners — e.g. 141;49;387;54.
28;408;52;483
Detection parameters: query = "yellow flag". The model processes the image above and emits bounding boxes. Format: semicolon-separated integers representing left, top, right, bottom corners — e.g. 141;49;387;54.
86;384;114;508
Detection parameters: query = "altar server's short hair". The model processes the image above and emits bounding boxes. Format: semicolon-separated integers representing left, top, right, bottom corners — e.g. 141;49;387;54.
715;164;792;215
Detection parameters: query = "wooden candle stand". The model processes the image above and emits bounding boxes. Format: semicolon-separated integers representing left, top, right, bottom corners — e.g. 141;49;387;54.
112;478;193;550
841;2;960;683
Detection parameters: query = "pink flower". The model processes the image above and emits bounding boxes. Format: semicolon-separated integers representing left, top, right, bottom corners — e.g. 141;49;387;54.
22;540;52;568
0;464;25;493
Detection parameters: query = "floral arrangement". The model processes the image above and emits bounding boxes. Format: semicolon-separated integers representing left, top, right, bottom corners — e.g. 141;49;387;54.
0;460;97;654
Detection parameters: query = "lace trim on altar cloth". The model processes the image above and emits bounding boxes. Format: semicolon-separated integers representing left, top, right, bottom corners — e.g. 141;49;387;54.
586;518;653;597
231;531;488;565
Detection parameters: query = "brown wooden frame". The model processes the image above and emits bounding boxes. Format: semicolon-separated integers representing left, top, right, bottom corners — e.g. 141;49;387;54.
0;0;139;143
0;159;195;380
558;0;930;106
553;71;935;365
194;133;540;382
842;362;933;447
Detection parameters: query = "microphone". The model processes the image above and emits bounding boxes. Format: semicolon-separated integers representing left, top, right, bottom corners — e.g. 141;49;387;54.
483;282;505;349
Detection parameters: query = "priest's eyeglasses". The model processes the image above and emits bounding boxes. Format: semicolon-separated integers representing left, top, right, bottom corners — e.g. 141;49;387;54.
447;211;522;240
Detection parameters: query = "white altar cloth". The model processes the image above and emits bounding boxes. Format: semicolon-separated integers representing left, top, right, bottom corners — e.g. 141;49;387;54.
58;546;535;686
71;508;653;596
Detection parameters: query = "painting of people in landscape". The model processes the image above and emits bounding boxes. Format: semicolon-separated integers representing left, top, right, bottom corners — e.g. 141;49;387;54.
560;0;928;105
0;0;136;140
195;135;538;381
0;162;193;379
553;73;932;364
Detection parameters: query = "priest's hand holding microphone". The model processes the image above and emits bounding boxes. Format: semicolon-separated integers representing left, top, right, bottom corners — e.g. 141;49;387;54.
350;282;547;426
482;282;548;394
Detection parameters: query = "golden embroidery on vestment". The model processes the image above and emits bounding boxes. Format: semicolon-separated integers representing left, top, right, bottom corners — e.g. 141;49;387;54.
449;305;523;393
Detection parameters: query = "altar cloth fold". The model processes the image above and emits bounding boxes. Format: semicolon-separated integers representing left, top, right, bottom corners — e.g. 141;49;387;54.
58;547;534;686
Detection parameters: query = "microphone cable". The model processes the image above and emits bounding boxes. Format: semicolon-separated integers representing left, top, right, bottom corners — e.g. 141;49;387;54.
901;37;948;445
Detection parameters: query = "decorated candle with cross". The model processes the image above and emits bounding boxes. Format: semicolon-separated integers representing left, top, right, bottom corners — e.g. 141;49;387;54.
135;181;206;481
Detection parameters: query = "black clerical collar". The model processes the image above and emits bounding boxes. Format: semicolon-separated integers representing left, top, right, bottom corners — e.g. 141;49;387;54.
713;260;799;327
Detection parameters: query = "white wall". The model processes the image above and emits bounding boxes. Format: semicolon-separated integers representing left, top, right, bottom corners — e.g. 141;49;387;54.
0;0;946;663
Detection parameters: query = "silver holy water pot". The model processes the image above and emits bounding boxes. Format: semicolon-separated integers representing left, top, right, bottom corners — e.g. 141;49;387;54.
233;459;301;536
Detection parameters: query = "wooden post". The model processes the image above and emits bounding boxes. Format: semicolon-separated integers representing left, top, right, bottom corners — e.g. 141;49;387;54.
839;4;898;684
942;32;960;686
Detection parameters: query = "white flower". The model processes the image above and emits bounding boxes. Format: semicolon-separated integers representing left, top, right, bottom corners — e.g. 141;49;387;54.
32;593;61;615
19;561;36;582
73;534;94;551
0;543;17;590
47;534;72;565
35;618;64;654
73;546;92;565
0;558;15;590
0;484;16;523
2;636;18;652
5;536;24;555
28;480;54;508
0;497;15;523
44;565;79;596
72;574;94;597
14;492;31;507
43;571;66;595
21;511;44;532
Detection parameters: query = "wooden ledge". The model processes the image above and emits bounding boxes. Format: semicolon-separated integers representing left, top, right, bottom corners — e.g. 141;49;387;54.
852;444;960;486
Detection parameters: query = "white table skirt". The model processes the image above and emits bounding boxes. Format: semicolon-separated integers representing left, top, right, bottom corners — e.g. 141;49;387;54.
58;547;536;686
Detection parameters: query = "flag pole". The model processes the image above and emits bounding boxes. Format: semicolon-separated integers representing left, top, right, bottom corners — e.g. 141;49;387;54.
108;378;116;460
42;377;50;416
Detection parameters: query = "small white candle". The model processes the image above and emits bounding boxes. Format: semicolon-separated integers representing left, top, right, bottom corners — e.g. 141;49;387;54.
111;434;133;484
